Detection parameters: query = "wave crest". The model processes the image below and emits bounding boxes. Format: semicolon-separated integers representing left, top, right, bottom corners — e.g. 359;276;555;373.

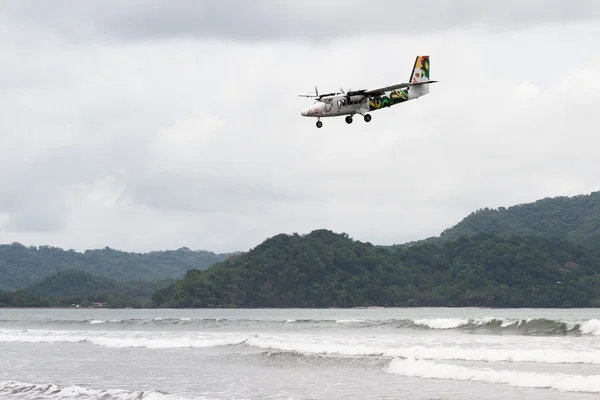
0;380;205;400
5;316;598;336
386;358;600;394
244;336;600;365
380;317;600;336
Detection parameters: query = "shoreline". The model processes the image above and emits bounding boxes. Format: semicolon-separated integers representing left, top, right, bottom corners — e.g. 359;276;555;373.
2;306;599;310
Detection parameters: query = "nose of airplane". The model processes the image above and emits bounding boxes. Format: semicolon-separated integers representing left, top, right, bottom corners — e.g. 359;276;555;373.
301;108;309;117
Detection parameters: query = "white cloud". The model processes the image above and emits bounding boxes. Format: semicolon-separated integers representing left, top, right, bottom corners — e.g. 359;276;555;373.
0;3;599;253
5;0;600;42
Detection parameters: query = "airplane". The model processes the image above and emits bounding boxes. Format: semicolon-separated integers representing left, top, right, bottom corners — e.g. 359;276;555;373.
299;55;437;128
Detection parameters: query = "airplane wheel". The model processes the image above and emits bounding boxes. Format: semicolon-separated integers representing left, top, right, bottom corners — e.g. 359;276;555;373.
345;115;353;124
364;114;371;122
316;120;323;128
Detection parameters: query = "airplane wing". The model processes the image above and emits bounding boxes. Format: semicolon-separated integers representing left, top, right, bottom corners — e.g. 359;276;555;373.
362;81;438;97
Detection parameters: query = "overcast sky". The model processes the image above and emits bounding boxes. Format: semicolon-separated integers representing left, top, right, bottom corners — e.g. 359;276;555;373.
1;0;600;254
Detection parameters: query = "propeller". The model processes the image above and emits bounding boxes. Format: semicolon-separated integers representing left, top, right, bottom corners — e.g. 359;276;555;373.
300;85;343;100
340;87;351;101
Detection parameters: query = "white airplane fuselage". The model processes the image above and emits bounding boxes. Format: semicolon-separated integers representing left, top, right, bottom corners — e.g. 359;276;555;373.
299;55;435;128
301;94;370;118
300;89;424;119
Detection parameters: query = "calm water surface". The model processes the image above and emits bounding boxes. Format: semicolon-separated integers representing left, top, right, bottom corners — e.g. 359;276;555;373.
0;307;599;399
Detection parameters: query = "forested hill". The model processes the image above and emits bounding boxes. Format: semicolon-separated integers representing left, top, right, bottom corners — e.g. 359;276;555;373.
437;191;600;248
17;269;175;308
0;243;233;291
151;230;600;309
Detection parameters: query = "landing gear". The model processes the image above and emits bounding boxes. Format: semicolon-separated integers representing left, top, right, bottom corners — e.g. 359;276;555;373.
345;115;353;124
316;119;322;128
364;114;371;122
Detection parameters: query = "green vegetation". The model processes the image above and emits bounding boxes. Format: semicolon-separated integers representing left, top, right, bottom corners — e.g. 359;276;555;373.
3;191;600;308
0;244;233;291
0;268;175;308
439;191;600;248
152;192;600;309
0;289;50;307
390;191;600;251
151;230;600;308
22;269;175;308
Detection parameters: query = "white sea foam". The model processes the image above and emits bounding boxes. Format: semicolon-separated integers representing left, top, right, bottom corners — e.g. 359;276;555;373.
499;319;514;327
580;319;600;335
88;335;247;349
386;345;600;365
0;330;85;344
0;329;248;349
6;315;597;337
413;318;470;329
2;309;599;399
244;335;600;364
2;322;599;366
0;380;208;400
386;358;600;393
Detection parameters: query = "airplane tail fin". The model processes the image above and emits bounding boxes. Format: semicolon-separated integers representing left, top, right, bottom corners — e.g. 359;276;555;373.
409;55;432;95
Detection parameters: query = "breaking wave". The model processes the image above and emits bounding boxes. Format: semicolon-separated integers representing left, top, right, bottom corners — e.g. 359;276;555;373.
0;329;249;349
386;358;600;394
3;327;599;365
243;335;600;365
255;350;391;370
0;380;207;400
5;316;599;336
373;317;600;336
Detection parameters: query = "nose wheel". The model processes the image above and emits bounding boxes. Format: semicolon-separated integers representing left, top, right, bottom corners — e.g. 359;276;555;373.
316;120;322;128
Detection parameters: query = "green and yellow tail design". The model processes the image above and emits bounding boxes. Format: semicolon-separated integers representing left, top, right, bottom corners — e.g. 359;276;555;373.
368;55;434;111
410;55;430;83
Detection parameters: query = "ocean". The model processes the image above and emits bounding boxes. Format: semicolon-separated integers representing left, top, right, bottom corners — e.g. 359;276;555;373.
0;307;599;399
